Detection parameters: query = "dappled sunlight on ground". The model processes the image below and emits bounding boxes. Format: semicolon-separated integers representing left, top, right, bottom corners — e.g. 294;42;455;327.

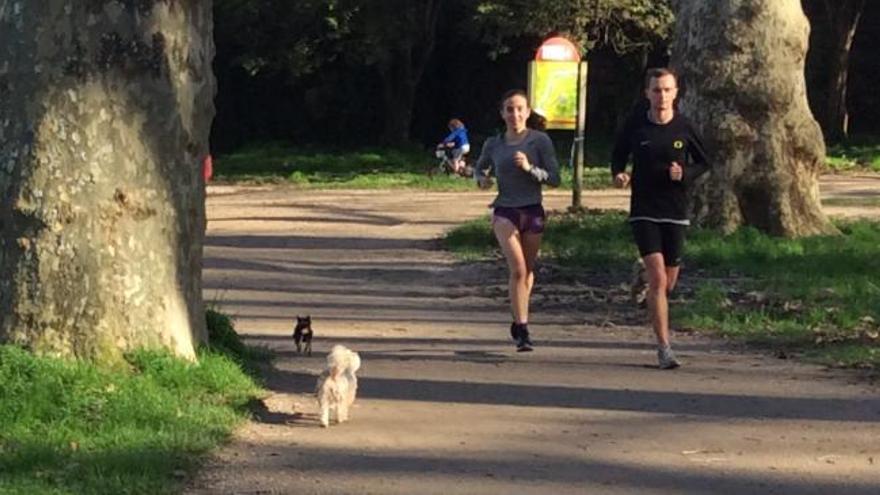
189;183;880;495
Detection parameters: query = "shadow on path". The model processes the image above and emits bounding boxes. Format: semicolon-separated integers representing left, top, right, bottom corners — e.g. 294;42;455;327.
236;443;880;495
261;366;880;422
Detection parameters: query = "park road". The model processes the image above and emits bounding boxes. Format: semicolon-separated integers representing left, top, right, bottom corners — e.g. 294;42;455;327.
186;180;880;495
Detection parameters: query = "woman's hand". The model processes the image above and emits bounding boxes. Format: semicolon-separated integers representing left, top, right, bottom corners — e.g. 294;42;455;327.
613;172;630;188
513;151;532;172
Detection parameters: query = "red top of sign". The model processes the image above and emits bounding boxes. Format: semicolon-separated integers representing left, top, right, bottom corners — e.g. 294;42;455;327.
535;37;581;62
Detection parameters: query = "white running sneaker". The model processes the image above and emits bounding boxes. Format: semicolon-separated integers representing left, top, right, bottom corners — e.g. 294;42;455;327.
657;346;681;369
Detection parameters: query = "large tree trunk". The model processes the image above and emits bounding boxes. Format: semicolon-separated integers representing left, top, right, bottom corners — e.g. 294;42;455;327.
821;0;865;143
672;0;837;237
0;1;215;361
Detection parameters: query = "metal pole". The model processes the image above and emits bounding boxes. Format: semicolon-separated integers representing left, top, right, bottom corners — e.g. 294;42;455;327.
572;61;588;211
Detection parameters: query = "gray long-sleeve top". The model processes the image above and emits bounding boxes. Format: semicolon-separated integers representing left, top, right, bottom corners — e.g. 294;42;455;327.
474;130;561;208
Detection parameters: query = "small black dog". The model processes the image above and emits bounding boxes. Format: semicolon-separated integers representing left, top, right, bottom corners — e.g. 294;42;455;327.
292;315;314;356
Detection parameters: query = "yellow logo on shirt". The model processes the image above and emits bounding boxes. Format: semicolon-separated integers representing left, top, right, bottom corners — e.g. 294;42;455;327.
673;140;684;149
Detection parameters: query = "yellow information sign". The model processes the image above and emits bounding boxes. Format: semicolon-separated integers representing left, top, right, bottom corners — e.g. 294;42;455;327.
528;61;581;130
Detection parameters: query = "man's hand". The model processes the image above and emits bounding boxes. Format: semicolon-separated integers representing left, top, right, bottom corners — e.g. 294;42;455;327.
477;176;494;190
513;151;532;172
669;161;683;182
613;172;630;188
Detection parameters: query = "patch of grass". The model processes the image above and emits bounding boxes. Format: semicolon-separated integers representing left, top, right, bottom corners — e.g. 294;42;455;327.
0;313;264;494
215;143;470;189
826;140;880;172
822;196;880;208
205;309;272;370
443;209;635;267
564;167;613;190
442;216;497;260
214;141;612;190
444;211;880;369
541;210;634;268
679;222;880;367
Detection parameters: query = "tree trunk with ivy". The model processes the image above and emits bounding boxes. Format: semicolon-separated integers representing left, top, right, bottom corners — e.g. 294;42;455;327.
671;0;837;237
0;1;215;361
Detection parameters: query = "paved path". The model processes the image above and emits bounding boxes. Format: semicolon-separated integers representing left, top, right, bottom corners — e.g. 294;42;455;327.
186;181;880;495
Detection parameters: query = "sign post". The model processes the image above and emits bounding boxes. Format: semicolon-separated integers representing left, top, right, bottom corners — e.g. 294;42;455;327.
573;61;588;211
528;37;588;210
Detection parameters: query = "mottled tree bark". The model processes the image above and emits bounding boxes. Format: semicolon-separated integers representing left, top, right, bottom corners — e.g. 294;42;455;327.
0;1;215;361
672;0;837;237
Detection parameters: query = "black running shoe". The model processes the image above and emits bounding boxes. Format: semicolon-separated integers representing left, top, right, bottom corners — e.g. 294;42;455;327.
516;326;534;352
516;336;533;352
510;322;522;341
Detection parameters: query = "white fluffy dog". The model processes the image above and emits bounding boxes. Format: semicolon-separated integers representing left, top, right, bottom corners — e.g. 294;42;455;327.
315;345;361;427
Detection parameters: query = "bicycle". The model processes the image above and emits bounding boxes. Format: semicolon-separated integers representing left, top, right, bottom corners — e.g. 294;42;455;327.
428;145;473;178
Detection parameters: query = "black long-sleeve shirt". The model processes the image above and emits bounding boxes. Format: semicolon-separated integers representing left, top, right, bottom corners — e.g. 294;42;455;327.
611;111;710;224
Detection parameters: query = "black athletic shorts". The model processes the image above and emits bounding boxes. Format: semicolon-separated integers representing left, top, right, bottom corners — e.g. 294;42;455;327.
630;220;685;267
493;204;546;234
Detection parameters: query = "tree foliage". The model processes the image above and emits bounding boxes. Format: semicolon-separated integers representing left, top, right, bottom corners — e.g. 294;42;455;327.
210;0;879;149
329;0;444;143
214;0;338;78
473;0;674;56
215;0;443;143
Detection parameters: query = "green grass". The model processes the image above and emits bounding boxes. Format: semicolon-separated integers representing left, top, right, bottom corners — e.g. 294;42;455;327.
444;211;880;369
822;196;880;208
826;141;880;172
213;142;613;190
216;137;880;189
680;222;880;367
215;143;466;189
444;210;637;267
204;309;272;373
0;312;265;494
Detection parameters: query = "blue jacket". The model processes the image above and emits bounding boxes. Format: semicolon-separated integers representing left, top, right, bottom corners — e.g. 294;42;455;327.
442;127;469;148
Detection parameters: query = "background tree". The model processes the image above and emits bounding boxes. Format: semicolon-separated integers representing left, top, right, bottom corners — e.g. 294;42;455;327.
0;1;215;361
213;0;342;148
474;0;673;55
214;0;443;145
473;0;674;131
839;2;880;138
672;0;837;237
802;0;867;143
209;1;879;151
332;0;445;144
211;0;677;149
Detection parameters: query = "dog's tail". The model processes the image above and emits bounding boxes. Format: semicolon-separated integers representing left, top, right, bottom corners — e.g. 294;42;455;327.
348;351;361;374
326;345;350;378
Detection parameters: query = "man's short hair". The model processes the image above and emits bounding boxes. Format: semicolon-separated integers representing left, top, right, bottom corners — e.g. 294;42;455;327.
644;67;678;89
